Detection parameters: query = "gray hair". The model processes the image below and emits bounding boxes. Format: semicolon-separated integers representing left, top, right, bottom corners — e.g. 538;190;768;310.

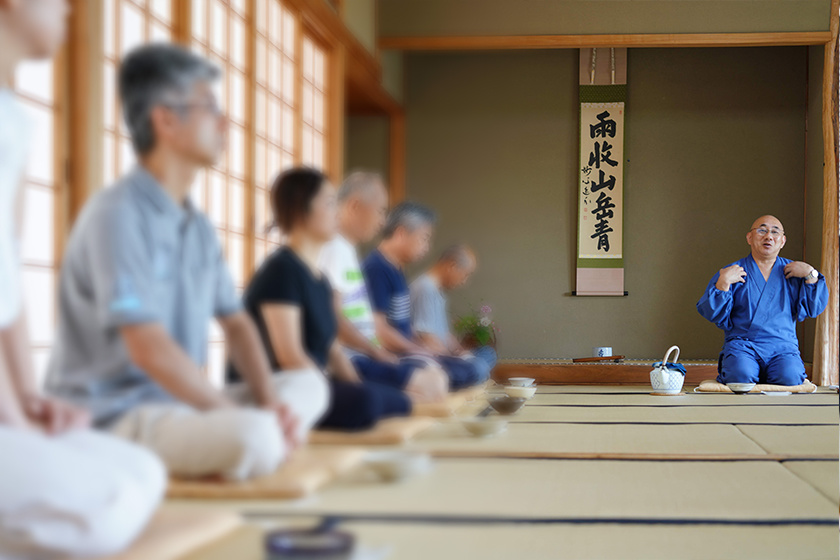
382;201;437;239
337;171;385;203
118;43;220;155
438;244;475;268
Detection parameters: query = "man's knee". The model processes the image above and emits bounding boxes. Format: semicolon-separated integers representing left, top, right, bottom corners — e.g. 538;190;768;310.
475;346;498;370
122;440;167;500
219;409;285;480
717;352;760;384
0;432;165;558
274;368;330;428
77;468;163;556
766;355;806;386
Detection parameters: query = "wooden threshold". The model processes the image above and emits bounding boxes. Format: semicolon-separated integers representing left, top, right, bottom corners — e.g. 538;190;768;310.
493;362;813;385
380;32;832;51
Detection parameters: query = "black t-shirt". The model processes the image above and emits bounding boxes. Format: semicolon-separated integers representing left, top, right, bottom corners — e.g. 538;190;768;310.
231;247;337;380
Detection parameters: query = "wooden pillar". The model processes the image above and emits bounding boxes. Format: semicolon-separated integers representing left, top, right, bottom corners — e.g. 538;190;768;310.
388;110;405;202
329;45;346;183
813;0;840;385
66;0;104;224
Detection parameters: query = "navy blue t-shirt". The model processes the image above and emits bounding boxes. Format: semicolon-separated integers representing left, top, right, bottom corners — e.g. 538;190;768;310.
362;249;412;339
229;247;336;383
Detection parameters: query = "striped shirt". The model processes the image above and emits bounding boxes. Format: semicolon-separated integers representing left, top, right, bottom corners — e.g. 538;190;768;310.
362;249;413;339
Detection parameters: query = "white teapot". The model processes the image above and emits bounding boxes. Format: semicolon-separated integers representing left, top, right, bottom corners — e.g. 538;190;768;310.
650;346;685;394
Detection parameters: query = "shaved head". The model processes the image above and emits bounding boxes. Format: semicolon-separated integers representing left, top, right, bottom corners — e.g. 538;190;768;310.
750;215;784;232
438;244;477;269
747;214;786;260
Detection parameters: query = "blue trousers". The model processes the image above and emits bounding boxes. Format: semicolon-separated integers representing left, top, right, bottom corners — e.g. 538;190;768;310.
435;351;494;390
351;355;418;390
465;346;497;382
317;378;411;431
716;344;806;386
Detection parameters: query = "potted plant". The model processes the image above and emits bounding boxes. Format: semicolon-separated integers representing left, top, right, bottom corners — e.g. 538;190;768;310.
454;304;498;350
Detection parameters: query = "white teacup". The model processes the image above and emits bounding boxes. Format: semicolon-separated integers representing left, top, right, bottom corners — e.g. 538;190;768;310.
507;377;535;387
504;385;537;399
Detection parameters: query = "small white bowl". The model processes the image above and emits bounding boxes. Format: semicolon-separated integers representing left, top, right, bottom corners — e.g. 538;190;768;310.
507;377;536;387
504;385;537;399
727;382;757;394
363;451;431;482
461;417;508;438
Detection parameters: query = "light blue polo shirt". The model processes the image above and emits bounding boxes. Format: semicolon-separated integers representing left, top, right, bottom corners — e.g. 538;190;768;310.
409;273;451;342
47;166;242;425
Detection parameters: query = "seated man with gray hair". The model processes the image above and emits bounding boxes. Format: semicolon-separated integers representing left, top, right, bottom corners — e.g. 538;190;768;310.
319;172;448;403
410;244;497;382
48;44;329;482
362;202;487;389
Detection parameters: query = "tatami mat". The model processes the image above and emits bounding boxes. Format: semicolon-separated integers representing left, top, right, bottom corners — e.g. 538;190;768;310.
529;391;840;407
783;461;840;505
407;421;768;458
179;521;839;560
531;384;838;395
735;425;840;456
235;458;836;521
509;403;837;425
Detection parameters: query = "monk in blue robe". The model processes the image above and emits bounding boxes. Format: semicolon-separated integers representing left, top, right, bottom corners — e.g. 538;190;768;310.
697;215;828;385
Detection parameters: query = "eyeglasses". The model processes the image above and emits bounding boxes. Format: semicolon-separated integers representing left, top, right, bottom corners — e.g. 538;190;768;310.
164;101;223;117
752;227;784;237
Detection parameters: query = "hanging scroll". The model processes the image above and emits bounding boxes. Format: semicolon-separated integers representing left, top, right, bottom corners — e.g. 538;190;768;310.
576;48;627;296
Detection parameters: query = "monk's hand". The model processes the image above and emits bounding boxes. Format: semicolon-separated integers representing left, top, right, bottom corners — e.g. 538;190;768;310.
784;261;817;282
716;265;746;291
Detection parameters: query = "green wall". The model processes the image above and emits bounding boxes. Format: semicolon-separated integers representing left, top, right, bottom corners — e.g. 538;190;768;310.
345;115;390;175
375;47;811;360
379;0;830;37
342;0;377;54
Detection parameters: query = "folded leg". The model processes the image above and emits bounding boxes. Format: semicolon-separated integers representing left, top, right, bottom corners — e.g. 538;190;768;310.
435;355;485;390
318;379;411;431
351;355;414;389
353;355;447;403
110;404;285;481
0;427;164;559
717;348;761;384
226;368;330;442
464;346;497;383
763;353;806;386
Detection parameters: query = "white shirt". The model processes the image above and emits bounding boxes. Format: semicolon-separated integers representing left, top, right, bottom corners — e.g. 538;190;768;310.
0;89;30;328
318;234;379;348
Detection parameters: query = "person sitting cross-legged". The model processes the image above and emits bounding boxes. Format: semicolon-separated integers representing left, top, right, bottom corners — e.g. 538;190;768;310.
362;202;488;390
48;44;329;482
318;171;448;404
697;215;828;386
230;168;413;430
411;244;497;382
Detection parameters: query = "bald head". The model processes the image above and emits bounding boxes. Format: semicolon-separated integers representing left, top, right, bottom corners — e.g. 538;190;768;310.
747;215;786;260
750;215;784;233
438;244;477;269
435;244;477;290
